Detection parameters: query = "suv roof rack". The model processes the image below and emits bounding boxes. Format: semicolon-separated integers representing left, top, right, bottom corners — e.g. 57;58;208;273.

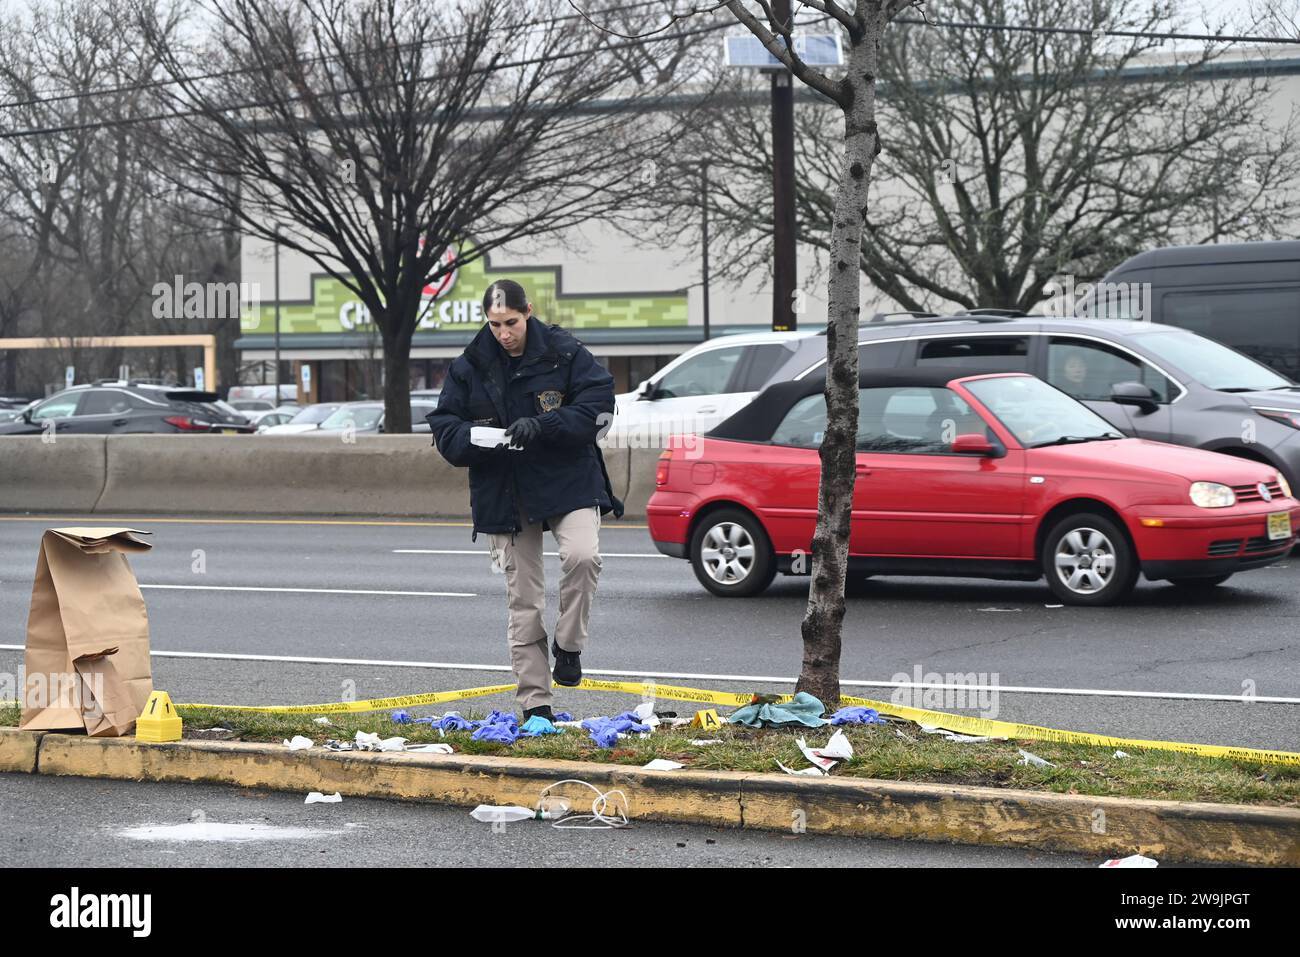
956;307;1030;318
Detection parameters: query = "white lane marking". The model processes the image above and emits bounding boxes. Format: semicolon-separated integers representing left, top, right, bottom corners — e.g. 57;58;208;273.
393;549;665;558
138;584;475;597
1;645;1293;704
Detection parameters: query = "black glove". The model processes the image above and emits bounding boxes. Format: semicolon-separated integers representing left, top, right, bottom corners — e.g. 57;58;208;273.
504;416;542;448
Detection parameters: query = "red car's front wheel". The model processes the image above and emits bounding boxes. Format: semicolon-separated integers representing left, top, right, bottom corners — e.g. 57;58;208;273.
1041;513;1139;606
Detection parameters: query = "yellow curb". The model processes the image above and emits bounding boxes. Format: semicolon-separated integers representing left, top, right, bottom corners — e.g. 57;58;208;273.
12;730;1300;865
0;728;43;773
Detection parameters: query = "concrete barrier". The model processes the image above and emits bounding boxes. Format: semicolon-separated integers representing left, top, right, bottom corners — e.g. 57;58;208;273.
96;434;468;516
0;433;660;520
624;447;663;519
0;436;106;512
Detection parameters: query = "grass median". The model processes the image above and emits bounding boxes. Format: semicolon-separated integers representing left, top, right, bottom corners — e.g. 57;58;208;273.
3;699;1294;806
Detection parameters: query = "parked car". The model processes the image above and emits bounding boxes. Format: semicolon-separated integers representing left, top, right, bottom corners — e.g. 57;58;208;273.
1096;240;1300;379
251;409;297;431
768;313;1300;490
227;398;278;420
0;382;254;434
648;369;1298;605
305;400;437;435
609;330;817;443
258;402;345;435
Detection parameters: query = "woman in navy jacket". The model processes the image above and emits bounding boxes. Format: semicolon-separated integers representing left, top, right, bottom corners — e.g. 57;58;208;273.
427;279;623;721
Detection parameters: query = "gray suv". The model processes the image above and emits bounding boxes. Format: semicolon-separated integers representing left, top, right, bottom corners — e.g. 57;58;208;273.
768;314;1300;486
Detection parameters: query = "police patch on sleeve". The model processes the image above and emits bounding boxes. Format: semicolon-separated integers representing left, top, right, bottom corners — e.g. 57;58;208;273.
537;390;564;412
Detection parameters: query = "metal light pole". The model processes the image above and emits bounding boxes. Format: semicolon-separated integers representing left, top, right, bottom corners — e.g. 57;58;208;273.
771;0;797;331
701;160;712;342
273;232;281;398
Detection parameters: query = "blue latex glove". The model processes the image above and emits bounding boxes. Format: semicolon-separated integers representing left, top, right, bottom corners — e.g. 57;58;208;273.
437;714;473;731
471;722;520;744
554;711;573;722
610;711;651;733
473;710;518;731
518;715;561;737
390;710;411;724
829;706;887;726
581;715;645;747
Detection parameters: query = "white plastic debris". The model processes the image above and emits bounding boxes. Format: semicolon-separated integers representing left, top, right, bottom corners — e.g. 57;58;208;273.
470;805;535;824
354;731;407;752
312;717;333;726
305;791;342;804
1113;750;1130;759
811;729;854;760
795;737;839;773
283;735;314;751
1017;748;1055;768
1100;854;1158;868
776;758;824;777
689;739;723;746
641;758;684;771
404;743;454;754
920;725;1001;744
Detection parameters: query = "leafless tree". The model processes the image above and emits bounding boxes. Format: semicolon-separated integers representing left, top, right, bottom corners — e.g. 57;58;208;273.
622;0;1300;316
134;0;720;432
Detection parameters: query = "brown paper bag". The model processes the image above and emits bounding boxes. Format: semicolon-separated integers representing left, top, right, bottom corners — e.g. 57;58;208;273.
20;527;154;736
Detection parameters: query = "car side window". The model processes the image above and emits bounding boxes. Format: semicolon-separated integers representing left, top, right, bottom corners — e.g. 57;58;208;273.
30;395;81;420
655;346;745;399
1046;337;1173;402
1162;287;1300;379
915;336;1030;370
769;386;984;453
861;386;985;453
734;344;788;392
770;394;828;448
78;390;135;415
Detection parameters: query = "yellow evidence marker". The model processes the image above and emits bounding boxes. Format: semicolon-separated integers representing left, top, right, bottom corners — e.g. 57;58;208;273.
135;691;183;742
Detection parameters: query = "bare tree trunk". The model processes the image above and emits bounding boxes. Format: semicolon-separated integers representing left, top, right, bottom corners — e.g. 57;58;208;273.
793;6;886;708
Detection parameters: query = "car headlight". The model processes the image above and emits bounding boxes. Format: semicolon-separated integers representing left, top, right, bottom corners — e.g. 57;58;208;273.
1189;482;1236;508
1278;474;1293;499
1254;407;1300;430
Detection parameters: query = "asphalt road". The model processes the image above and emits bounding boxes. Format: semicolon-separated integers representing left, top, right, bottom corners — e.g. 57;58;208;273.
0;513;1296;752
0;773;1100;867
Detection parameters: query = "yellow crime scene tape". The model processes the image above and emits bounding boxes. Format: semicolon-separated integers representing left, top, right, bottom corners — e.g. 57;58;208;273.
177;677;1300;767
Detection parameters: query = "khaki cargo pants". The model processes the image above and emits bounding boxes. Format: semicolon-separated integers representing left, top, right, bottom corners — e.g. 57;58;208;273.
488;506;602;711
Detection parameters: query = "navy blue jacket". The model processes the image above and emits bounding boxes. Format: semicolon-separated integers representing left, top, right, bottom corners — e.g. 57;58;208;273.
426;317;624;538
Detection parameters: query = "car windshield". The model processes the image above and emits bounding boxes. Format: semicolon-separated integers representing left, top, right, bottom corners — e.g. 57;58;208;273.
963;376;1123;448
1131;329;1292;391
291;404;339;425
320;405;382;430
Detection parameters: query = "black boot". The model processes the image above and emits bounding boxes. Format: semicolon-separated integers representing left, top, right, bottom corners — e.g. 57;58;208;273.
551;639;582;687
523;705;555;722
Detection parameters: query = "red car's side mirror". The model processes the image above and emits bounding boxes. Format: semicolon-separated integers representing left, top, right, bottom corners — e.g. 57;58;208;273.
952;433;996;455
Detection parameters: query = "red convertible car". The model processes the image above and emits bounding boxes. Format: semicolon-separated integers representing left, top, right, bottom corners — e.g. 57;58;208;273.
647;369;1299;605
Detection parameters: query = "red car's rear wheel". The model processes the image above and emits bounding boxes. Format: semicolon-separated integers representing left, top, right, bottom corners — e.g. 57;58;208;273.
689;508;776;597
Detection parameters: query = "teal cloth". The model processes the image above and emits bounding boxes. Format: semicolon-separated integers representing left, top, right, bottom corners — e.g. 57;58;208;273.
518;715;561;736
726;692;828;728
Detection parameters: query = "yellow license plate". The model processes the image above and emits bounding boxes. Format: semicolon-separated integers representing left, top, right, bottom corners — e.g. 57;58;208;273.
1267;511;1292;541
